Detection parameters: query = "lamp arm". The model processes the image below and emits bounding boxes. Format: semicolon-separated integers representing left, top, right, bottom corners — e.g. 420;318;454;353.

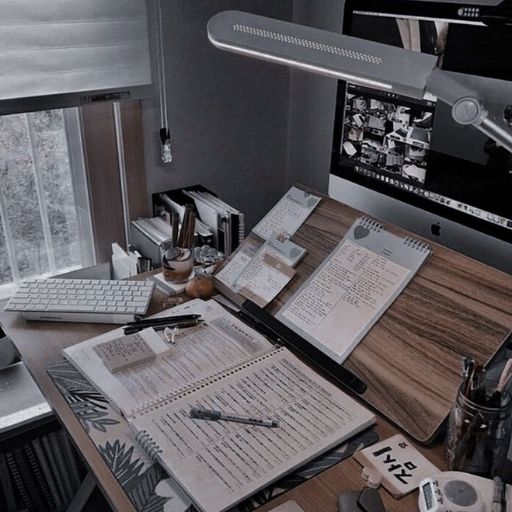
208;10;512;153
425;67;512;152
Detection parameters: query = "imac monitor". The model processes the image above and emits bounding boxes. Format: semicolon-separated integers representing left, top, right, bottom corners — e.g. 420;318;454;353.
329;0;512;273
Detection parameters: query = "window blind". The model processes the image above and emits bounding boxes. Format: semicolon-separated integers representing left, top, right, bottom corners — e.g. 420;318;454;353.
0;0;152;114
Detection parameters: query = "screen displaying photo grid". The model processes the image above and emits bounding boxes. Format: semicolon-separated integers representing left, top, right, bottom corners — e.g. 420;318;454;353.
341;84;434;185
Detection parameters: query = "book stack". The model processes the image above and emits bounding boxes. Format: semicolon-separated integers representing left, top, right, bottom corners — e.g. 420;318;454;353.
183;189;244;255
0;428;85;512
153;185;244;256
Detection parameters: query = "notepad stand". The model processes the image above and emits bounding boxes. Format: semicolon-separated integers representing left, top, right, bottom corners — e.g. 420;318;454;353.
214;184;512;443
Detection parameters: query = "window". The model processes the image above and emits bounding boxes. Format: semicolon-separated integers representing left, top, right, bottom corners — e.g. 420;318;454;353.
0;108;95;298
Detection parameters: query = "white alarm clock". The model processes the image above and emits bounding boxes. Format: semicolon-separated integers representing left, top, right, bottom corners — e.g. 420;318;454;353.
418;472;510;512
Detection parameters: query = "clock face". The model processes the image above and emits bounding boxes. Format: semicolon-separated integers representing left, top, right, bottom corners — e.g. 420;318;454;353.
443;480;479;507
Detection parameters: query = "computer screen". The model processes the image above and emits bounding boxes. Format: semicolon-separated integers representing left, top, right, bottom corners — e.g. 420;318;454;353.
329;0;512;273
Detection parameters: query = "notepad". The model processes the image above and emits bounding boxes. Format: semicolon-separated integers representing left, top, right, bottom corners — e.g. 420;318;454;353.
277;217;432;364
94;332;156;373
253;186;321;241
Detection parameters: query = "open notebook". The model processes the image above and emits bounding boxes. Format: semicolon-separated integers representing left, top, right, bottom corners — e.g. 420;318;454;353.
63;299;375;512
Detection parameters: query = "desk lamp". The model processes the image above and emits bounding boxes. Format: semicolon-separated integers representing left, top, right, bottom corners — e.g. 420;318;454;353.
207;10;512;154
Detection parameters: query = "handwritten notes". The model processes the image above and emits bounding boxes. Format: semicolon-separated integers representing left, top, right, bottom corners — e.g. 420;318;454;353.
238;253;295;307
94;332;156;373
279;239;410;362
253;186;321;241
215;242;259;290
277;216;431;364
216;236;300;304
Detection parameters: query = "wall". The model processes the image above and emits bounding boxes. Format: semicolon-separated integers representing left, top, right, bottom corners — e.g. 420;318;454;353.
142;0;293;231
286;0;343;193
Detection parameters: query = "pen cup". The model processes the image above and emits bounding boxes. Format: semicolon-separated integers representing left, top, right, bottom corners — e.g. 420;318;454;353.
160;241;193;284
445;386;512;478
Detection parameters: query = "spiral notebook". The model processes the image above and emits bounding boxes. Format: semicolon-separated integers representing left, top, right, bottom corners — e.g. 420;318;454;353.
277;216;432;364
128;346;375;512
63;299;375;512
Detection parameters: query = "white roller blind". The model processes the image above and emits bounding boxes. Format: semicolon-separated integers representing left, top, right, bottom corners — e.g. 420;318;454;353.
0;0;152;112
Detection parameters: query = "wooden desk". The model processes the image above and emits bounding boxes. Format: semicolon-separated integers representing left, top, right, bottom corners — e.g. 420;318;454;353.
0;290;446;512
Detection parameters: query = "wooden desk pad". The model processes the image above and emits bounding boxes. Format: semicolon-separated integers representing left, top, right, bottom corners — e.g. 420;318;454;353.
215;185;512;443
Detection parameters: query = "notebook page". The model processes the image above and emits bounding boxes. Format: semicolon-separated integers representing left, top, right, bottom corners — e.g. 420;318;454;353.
252;186;321;241
64;300;274;417
277;217;431;364
130;348;375;512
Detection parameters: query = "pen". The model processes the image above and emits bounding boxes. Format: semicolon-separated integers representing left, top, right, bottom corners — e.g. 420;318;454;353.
126;314;201;327
189;407;280;428
124;319;202;335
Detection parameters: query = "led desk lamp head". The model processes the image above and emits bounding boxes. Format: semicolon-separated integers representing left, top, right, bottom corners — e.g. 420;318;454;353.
207;10;512;154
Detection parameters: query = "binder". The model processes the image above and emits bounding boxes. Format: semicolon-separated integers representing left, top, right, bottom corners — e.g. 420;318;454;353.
183;188;245;256
152;186;214;247
153;185;244;255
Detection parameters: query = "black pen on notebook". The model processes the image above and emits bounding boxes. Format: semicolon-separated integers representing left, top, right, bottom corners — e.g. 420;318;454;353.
126;314;200;327
124;318;202;335
189;407;280;428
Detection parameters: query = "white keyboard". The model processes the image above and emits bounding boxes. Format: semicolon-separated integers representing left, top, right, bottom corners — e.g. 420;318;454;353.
4;278;155;324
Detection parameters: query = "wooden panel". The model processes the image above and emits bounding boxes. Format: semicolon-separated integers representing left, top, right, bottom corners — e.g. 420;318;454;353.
120;101;150;221
81;103;126;262
218;185;512;443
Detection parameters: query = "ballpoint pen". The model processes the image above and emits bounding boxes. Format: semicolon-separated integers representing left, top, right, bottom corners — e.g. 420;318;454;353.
126;314;200;327
189;407;280;428
124;319;203;335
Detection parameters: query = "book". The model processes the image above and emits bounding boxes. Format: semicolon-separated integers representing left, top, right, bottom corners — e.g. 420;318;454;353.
41;434;69;506
57;429;83;493
23;442;55;511
5;450;32;510
64;299;375;512
154;191;214;246
0;452;17;512
12;445;46;512
31;437;63;511
277;216;432;364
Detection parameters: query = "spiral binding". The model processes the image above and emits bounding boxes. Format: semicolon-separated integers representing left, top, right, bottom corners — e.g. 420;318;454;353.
130;347;284;417
358;216;383;233
402;237;431;253
135;430;163;461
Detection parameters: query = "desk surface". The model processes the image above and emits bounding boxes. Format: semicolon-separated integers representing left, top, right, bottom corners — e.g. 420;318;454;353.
0;290;447;512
